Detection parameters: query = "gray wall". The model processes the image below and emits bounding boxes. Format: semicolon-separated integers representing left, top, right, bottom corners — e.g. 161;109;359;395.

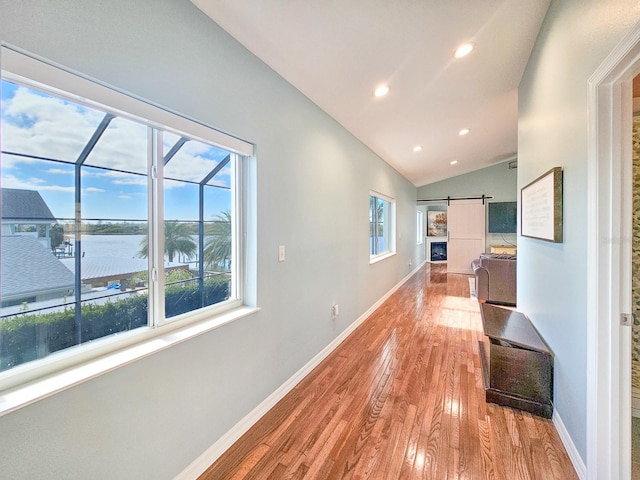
417;161;518;249
518;0;639;463
0;2;423;478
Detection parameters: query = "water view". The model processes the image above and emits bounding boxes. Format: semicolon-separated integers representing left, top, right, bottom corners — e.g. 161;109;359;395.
0;231;221;319
78;234;146;259
71;234;200;263
0;228;232;371
1;77;236;371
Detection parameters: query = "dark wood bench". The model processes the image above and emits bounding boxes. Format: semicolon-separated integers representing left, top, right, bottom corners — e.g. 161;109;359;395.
479;302;553;418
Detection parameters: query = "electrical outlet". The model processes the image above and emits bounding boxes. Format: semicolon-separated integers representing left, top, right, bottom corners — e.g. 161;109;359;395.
278;245;285;262
331;304;339;318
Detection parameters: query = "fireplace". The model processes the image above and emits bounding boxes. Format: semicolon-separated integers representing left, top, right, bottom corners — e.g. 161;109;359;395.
430;242;447;262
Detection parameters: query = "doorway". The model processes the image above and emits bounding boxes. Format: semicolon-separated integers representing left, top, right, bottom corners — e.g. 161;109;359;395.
587;25;640;480
632;74;640;477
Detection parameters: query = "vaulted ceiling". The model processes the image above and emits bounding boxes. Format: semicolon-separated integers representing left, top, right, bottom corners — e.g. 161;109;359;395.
192;0;550;186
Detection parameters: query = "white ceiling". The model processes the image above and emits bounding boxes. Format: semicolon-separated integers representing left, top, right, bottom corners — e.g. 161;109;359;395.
191;0;550;186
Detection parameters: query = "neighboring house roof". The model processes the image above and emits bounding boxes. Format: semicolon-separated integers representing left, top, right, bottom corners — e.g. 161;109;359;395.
61;257;149;282
1;188;56;223
60;257;186;283
1;235;75;300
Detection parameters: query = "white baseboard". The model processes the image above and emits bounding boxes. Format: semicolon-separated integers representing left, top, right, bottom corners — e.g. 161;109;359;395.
175;261;426;480
553;409;587;480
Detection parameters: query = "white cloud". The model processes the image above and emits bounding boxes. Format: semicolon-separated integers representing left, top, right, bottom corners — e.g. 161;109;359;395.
47;168;71;175
80;169;146;186
1;174;74;192
163;140;232;185
2;87;104;161
112;178;147;186
27;177;45;185
3;84;232;194
83;117;148;174
2;86;148;176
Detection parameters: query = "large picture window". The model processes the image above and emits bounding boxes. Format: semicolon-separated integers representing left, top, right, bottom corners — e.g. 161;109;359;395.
0;48;251;380
369;191;395;261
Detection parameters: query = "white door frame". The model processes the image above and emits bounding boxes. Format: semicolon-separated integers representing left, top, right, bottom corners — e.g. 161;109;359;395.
587;23;640;480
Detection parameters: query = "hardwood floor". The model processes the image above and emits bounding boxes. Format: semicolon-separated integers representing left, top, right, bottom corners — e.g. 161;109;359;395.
199;264;578;479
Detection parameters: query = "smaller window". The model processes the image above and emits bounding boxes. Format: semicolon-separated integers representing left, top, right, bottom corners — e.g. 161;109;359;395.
369;191;395;261
417;210;424;245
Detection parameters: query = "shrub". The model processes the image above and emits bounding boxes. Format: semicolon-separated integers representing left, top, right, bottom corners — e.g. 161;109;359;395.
0;276;230;371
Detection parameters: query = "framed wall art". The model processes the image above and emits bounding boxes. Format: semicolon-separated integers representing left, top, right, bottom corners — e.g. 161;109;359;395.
520;167;563;243
427;210;447;237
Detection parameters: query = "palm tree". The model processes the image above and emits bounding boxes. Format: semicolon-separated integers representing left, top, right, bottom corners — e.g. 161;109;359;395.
204;211;232;270
138;220;196;262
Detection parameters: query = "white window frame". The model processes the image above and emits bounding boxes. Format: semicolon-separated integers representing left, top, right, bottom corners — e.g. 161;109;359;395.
0;45;257;409
369;190;396;263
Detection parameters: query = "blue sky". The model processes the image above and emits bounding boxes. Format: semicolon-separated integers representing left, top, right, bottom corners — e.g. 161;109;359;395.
1;80;232;222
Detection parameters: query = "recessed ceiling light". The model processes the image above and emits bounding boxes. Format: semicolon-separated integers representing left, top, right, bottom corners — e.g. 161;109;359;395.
413;145;423;152
373;85;390;97
453;43;474;59
450;160;458;165
458;128;470;136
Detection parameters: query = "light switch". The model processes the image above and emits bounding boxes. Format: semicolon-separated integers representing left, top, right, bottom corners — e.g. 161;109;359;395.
278;245;285;262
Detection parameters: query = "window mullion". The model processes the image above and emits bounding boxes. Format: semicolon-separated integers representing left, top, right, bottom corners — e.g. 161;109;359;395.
230;155;239;300
149;128;165;326
371;198;377;255
375;199;381;255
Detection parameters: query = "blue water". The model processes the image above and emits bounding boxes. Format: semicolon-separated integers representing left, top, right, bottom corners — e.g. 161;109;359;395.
73;234;199;262
78;234;145;259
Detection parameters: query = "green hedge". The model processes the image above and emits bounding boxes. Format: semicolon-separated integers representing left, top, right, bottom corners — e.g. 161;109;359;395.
0;277;229;372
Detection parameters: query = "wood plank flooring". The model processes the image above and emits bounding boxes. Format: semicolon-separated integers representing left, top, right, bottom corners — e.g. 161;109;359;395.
199;264;578;479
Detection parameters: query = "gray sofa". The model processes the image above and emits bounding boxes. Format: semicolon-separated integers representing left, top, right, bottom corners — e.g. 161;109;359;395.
471;253;516;306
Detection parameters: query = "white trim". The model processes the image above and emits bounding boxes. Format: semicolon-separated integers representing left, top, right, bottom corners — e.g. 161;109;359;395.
586;21;640;480
368;189;395;203
369;251;397;264
416;210;424;246
553;409;587;480
175;261;427;480
0;306;259;417
150;129;164;327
